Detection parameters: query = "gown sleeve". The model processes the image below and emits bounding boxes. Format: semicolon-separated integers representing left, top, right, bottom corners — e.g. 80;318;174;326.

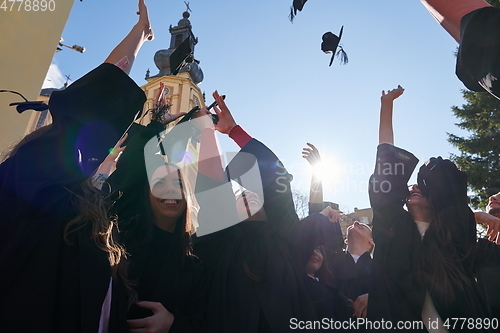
367;144;425;326
368;143;419;276
1;63;146;213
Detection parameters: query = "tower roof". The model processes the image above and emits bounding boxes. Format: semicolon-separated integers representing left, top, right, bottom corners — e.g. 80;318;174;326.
148;7;203;84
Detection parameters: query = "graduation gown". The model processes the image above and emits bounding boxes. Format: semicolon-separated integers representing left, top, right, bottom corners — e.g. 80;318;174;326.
367;143;495;332
298;213;353;332
331;252;372;303
0;63;146;332
305;205;373;303
124;225;207;332
193;139;320;333
106;115;208;332
475;238;500;319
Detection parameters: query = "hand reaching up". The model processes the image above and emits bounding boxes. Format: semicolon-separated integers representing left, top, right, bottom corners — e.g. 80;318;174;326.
320;206;343;223
381;85;404;103
212;91;237;135
302;143;321;167
137;0;154;41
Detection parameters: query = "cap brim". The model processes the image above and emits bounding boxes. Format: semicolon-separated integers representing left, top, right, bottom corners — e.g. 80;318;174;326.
9;101;49;113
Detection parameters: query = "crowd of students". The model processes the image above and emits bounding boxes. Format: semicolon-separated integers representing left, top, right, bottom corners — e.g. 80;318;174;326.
2;0;500;332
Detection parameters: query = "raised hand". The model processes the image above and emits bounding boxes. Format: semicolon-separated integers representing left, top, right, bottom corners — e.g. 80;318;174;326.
381;85;404;103
302;143;321;167
137;0;154;41
97;133;128;176
320;206;343;223
127;301;174;333
212;91;237;135
379;85;404;145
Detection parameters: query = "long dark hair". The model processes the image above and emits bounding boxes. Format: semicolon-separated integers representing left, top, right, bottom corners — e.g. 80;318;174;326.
63;178;135;306
0;124;52;162
5;125;134;306
414;204;472;304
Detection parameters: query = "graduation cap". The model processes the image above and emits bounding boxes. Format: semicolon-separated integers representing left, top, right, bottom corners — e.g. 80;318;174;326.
321;26;348;67
169;37;194;76
456;7;500;100
289;0;309;22
0;90;49;113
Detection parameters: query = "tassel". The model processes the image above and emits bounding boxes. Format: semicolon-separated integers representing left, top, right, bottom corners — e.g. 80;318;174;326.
289;6;295;22
336;46;348;65
149;104;172;124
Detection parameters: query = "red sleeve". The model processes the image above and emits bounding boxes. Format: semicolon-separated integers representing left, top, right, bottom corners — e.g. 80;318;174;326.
228;125;252;148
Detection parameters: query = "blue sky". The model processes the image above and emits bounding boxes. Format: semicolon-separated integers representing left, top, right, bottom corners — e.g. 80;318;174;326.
50;0;470;212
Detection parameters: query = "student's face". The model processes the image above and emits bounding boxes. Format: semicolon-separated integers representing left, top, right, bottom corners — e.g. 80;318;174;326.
305;246;324;275
235;190;262;220
149;165;187;221
347;221;372;244
406;184;431;209
487;192;500;216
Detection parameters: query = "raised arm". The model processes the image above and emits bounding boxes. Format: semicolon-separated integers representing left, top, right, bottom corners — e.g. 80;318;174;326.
378;85;404;145
104;0;154;74
302;143;324;214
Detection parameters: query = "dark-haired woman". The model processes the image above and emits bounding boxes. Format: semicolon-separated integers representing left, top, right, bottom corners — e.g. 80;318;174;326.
0;2;153;332
367;86;496;332
107;106;206;332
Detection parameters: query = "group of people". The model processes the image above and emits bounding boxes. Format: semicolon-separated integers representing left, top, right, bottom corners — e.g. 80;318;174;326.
2;0;500;332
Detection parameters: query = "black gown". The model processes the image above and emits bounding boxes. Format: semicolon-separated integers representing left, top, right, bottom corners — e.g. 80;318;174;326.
307;203;373;304
298;212;353;332
107;118;208;332
0;63;146;333
367;143;497;332
194;139;351;332
124;225;207;332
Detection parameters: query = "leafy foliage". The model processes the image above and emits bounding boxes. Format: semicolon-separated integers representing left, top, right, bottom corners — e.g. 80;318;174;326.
448;91;500;209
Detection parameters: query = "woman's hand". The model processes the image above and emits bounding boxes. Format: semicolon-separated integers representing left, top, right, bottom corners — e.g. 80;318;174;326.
302;143;321;166
475;211;500;244
353;293;369;318
319;206;343;223
137;0;154;41
212;91;237;135
381;85;404;103
127;301;174;333
96;133;128;176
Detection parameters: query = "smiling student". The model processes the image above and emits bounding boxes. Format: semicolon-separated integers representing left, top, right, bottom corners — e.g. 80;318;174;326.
367;85;496;332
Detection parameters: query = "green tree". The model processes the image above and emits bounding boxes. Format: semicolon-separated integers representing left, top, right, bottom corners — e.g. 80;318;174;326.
448;0;500;209
448;91;500;209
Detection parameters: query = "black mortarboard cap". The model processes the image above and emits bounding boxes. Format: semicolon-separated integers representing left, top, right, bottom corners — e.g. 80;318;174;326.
321;26;348;66
289;0;309;22
169;37;194;76
456;6;500;100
